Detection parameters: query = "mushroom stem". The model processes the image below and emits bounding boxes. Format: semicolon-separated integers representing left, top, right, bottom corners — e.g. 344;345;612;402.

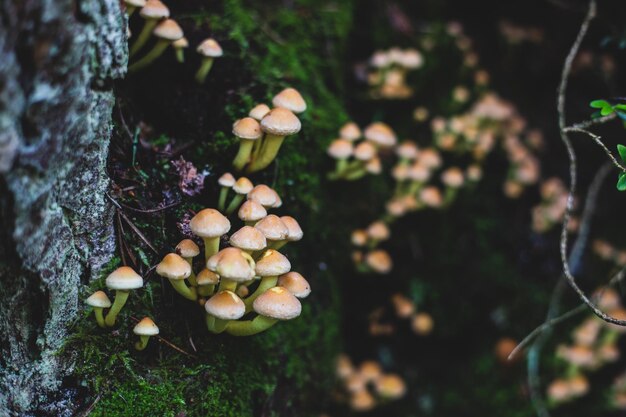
205;314;216;332
225;315;278;336
94;307;106;328
198;284;215;297
134;335;152;351
232;139;255;171
129;39;171;73
244;276;278;312
218;187;230;212
225;194;245;215
443;187;458;206
195;57;215;84
126;6;138;16
168;279;197;301
407;181;423;196
247;134;286;173
202;236;221;261
217;278;238;293
267;240;287;251
175;48;184;63
211;318;230;334
129;19;158;57
104;290;130;327
184;257;197;286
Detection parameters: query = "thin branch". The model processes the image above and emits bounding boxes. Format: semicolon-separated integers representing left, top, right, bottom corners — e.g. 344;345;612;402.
564;126;626;173
564;112;616;131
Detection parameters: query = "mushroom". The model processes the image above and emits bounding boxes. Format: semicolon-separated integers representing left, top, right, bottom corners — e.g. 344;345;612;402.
133;317;159;350
349;390;375;412
411;312;434;335
195;38;223;84
196;268;220;297
225;177;254;215
247;184;280;208
207;247;256;292
249;104;271;121
366;221;390;246
276;216;303;249
85;291;111;328
172;37;188;63
238;200;267;226
365;250;392;274
363;122;397;148
232;118;263;171
104;266;144;327
247;108;301;173
374;374;406;399
327;139;354;179
217;172;235;212
277;271;311;298
244;249;291;310
129;0;169;57
156;253;196;301
226;286;302;336
339;122;362;141
175;239;200;286
229;226;267;254
124;0;146;16
189;208;231;260
205;290;245;333
272;88;307;114
129;19;184;72
254;215;289;249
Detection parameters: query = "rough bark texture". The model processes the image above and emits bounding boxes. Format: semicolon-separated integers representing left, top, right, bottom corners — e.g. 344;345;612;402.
0;0;126;415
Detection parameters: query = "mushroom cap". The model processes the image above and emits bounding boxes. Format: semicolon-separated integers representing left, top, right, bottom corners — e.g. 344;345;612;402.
351;229;368;246
255;249;291;276
236;284;249;298
396;140;419;160
249;104;271;121
153;19;183;41
260;108;301;136
365;157;382;174
156;253;192;280
176;239;200;258
339;122;362;141
190;208;231;238
139;0;169;19
229;226;267;252
85;291;112;308
233;117;262;140
253;286;302;320
218;172;235;187
196;268;220;286
125;0;146;7
353;141;377;161
238;200;267;222
367;221;390;241
196;38;223;58
172;37;188;48
133;317;159;336
254;214;289;241
280;216;303;241
206;247;256;282
360;360;382;381
374;374;406;399
364;122;397;147
441;167;465;188
350;389;375;412
365;250;392;274
277;272;311;298
233;177;254;195
327;139;353;159
205;291;245;320
247;185;280;208
105;266;144;290
272;88;307;114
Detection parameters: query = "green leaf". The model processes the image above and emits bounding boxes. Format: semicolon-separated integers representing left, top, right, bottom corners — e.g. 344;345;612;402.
614;104;626;111
617;172;626;191
600;106;615;116
590;99;611;109
618;144;626;162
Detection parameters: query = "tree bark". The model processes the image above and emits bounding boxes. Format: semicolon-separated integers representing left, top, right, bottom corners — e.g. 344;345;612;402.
0;0;126;415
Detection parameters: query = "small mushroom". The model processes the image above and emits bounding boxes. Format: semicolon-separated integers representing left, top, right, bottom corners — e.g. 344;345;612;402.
327;139;354;179
277;271;311;298
189;208;231;260
124;0;146;16
247;184;280;208
172;37;188;63
232;118;263;171
207;247;256;293
364;122;397;148
175;239;200;286
195;38;223;84
196;268;220;297
217;172;235;212
247;108;301;173
249;104;271;121
205;290;245;333
129;0;169;57
374;374;406;399
365;250;392;274
129;19;184;72
229;226;267;254
271;88;307;114
238;200;267;226
133;317;159;350
268;215;303;250
225;177;254;215
156;253;196;301
339;122;362;141
254;215;289;249
85;291;111;328
104;266;144;327
244;249;291;310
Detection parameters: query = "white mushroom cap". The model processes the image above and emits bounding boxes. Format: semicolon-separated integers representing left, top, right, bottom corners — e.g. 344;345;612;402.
153;19;184;42
260;108;301;136
139;0;169;19
205;290;245;320
249;104;271;121
156;253;192;280
255;249;291;276
327;139;353;159
272;88;307;114
105;266;144;290
354;142;377;161
364;122;397;147
133;317;159;336
125;0;146;7
233;177;254;195
218;172;235;187
196;269;220;286
197;38;223;58
247;185;280;208
233;117;262;140
190;208;231;238
339;122;362;141
206;247;256;282
85;291;112;308
176;239;200;258
255;215;289;241
253;286;302;320
280;216;303;241
238;200;267;222
229;226;267;252
277;272;311;298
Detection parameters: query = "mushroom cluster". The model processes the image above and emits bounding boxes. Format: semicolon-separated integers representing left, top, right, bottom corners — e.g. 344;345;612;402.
327;121;396;181
153;177;310;336
367;293;434;337
546;287;626;405
335;355;407;412
231;88;306;173
366;47;424;99
124;0;223;80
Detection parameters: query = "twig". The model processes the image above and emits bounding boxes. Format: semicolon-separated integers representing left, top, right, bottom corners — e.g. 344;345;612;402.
564;113;616;131
107;192;181;214
564;126;626;173
118;210;159;255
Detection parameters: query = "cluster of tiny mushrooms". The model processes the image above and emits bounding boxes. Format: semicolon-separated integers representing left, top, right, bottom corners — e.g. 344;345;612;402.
124;0;223;83
85;88;310;348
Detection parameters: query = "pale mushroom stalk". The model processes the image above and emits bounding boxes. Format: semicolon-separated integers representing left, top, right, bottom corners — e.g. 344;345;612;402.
344;167;367;181
217;187;230;212
217;278;238;293
93;308;106;328
195;58;216;84
246;133;286;173
225;315;278;336
443;187;458;206
202;236;221;261
232;139;257;171
243;276;278;312
129;39;172;72
169;279;197;301
267;240;287;251
129;20;159;57
135;335;152;351
198;284;216;297
185;261;197;286
225;194;246;215
104;290;131;327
